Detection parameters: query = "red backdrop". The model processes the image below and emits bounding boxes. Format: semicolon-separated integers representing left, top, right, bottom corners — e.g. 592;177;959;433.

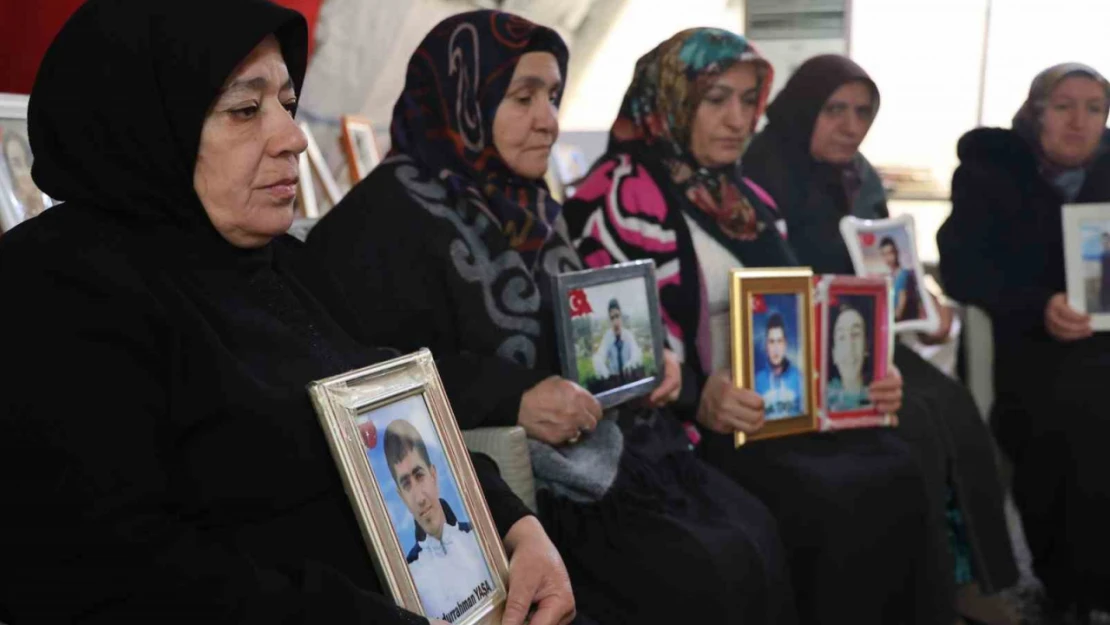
0;0;323;95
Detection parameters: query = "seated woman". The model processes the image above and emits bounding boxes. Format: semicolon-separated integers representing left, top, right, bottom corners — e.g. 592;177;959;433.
742;55;1019;622
0;2;574;623
307;11;795;625
563;30;934;624
938;63;1110;617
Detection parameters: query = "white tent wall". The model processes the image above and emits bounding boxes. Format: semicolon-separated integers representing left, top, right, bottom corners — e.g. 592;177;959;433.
296;0;607;187
295;0;744;189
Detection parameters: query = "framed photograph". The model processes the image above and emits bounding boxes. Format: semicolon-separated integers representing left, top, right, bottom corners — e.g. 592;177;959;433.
729;267;818;445
0;93;55;234
299;121;343;211
813;275;897;430
341;115;382;185
308;350;509;625
840;214;940;334
551;260;666;409
1063;202;1110;331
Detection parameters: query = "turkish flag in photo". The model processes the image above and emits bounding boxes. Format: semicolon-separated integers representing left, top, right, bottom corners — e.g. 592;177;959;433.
359;420;377;450
751;293;767;314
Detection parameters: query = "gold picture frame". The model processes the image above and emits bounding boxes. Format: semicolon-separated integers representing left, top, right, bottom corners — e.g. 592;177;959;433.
729;267;818;446
308;349;509;624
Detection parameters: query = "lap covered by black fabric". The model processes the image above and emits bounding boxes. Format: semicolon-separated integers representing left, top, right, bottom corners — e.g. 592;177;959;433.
1048;339;1110;609
893;344;1017;595
538;417;796;625
701;428;930;625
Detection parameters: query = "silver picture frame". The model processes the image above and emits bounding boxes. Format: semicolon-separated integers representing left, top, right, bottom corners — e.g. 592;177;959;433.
308;349;509;625
551;259;666;409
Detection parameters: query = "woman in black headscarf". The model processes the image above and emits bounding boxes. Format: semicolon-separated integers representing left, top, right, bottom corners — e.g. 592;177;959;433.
939;63;1110;617
0;2;573;623
744;55;1019;622
308;11;795;625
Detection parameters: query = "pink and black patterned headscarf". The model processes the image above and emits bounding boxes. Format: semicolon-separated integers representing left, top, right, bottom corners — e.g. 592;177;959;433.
388;10;569;269
608;28;773;241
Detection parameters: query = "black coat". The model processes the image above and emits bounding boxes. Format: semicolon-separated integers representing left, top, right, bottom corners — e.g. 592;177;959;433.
939;127;1110;422
0;206;528;624
938;127;1110;607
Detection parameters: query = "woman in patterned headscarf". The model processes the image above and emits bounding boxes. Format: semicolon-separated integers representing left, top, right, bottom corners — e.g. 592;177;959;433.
564;29;942;624
940;62;1110;617
309;11;795;624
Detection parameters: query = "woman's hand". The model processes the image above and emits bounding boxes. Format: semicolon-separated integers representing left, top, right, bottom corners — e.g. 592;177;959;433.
518;376;602;445
646;349;682;407
1045;293;1093;341
869;364;904;415
696;370;765;434
501;517;576;625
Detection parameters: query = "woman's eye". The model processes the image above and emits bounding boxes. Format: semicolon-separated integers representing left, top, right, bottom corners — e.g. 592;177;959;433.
230;105;259;119
283;100;298;114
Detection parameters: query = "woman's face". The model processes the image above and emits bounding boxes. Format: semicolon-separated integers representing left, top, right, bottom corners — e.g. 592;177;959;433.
832;307;866;380
1040;75;1107;168
810;81;876;165
194;35;307;248
493;51;562;180
689;62;759;169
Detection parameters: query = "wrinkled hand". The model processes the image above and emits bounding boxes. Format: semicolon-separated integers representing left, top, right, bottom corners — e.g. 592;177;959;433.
918;295;955;345
1045;293;1093;341
869;364;903;415
519;376;602;446
501;517;575;625
646;349;682;407
696;370;765;435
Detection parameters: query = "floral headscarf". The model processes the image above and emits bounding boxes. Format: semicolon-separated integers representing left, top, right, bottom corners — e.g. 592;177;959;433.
608;28;773;240
388;10;569;270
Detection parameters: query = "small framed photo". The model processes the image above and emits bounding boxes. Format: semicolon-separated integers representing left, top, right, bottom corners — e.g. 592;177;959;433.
0;93;54;234
840;214;940;334
552;260;666;409
729;267;818;445
341;115;382;185
813;275;897;430
308;350;509;624
1063;203;1110;331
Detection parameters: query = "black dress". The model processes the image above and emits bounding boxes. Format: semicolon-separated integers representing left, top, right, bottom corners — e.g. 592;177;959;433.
0;204;531;624
307;157;797;625
938;127;1110;609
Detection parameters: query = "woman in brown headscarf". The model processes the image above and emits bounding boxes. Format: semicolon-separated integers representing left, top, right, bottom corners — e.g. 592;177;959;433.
939;62;1110;618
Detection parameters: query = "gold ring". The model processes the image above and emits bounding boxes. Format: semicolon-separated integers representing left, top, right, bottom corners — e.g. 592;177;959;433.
567;432;582;445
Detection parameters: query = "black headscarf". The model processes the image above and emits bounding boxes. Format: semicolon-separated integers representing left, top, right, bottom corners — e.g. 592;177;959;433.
29;0;308;231
387;10;569;271
746;54;881;217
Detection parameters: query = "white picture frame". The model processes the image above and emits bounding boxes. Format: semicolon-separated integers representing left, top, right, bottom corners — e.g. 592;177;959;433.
0;93;55;234
1063;202;1110;331
840;214;940;334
